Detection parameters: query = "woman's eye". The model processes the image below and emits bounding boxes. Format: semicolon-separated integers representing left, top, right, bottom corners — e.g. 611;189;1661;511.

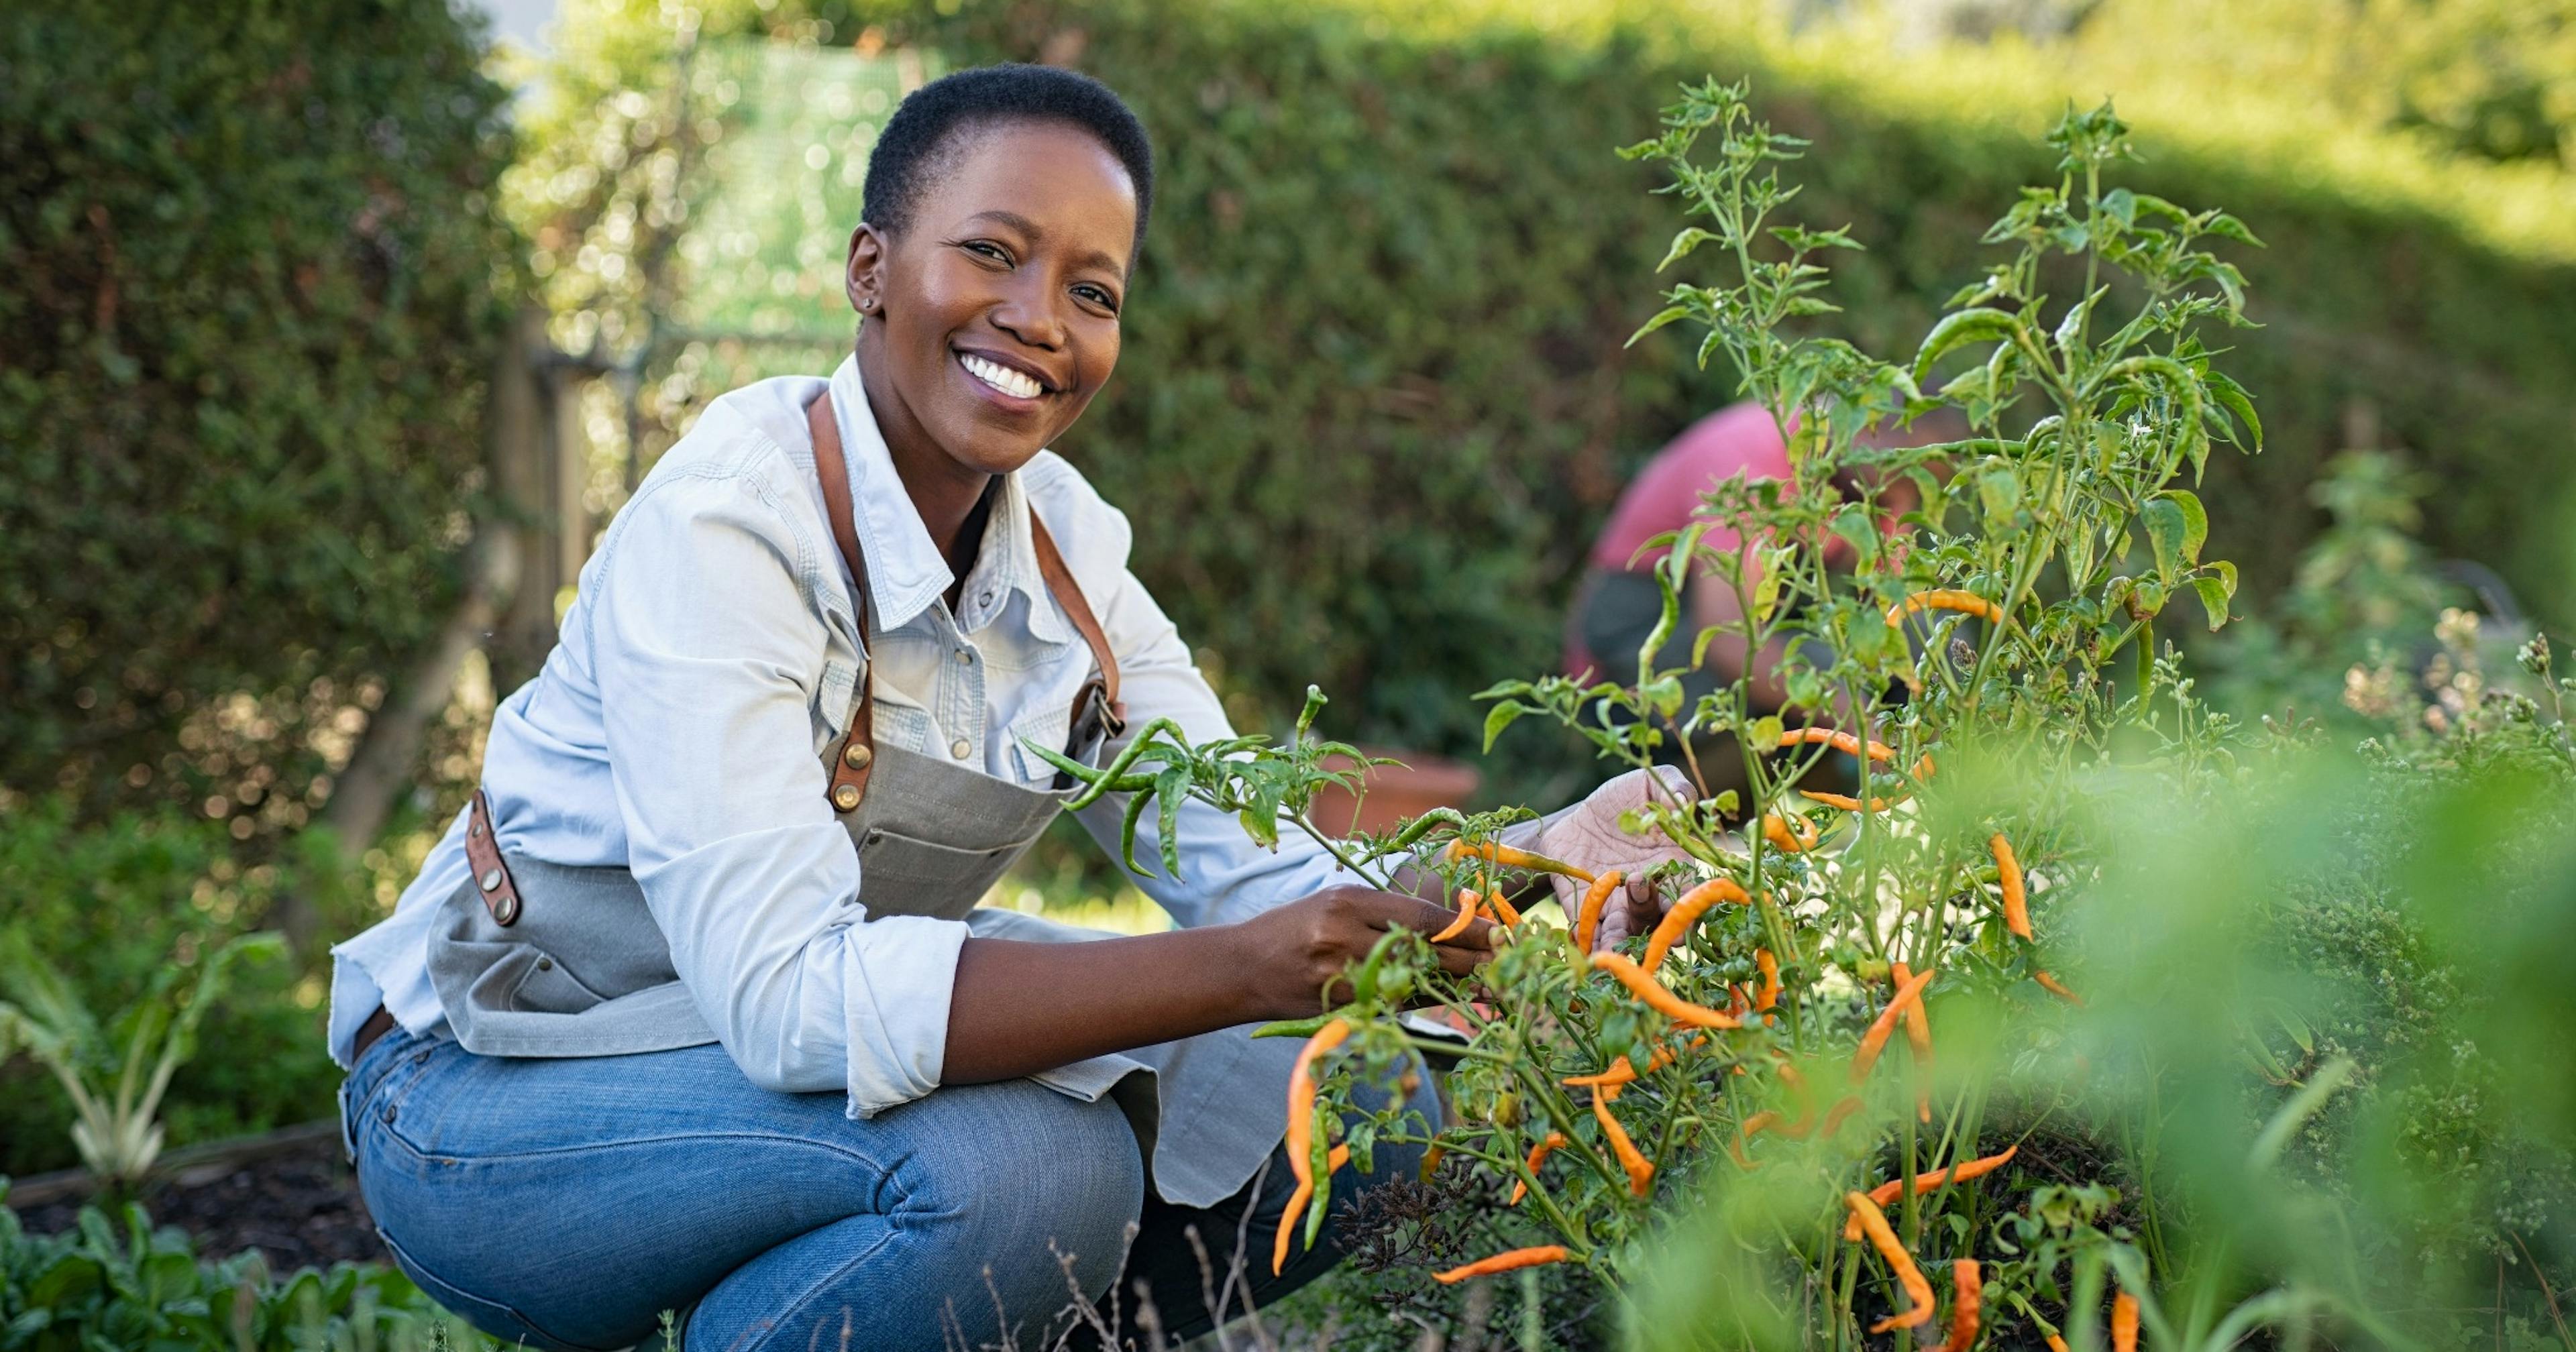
1075;284;1120;313
961;240;1012;265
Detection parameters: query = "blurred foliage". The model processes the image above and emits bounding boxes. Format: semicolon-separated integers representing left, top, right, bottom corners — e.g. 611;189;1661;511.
1900;0;2576;173
0;805;354;1179
0;0;523;832
506;0;2576;808
0;1191;502;1351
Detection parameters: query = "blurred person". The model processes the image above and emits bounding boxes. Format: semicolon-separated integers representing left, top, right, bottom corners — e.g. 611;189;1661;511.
1562;402;1962;785
327;64;1693;1352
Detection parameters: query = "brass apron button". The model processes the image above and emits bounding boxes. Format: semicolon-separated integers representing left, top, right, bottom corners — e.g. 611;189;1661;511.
832;783;863;811
843;743;873;770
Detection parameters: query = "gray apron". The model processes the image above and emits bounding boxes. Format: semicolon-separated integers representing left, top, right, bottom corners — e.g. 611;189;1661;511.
425;391;1299;1207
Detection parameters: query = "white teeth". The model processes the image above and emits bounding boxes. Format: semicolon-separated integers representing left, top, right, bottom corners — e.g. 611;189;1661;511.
960;353;1042;399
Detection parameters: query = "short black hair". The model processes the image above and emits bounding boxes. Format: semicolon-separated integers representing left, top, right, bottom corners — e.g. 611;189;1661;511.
861;64;1155;261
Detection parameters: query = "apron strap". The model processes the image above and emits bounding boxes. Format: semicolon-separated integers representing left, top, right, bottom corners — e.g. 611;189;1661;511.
806;390;1125;813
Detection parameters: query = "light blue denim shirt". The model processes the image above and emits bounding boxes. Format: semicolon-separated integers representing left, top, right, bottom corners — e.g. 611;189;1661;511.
329;356;1344;1117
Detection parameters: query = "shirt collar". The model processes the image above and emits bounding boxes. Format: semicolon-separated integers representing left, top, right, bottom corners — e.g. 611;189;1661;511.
824;355;1065;642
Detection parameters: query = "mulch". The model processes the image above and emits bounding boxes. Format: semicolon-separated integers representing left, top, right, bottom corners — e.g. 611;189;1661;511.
9;1127;388;1274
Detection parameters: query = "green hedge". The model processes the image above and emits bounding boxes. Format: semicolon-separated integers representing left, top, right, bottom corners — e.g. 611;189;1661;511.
0;0;520;823
799;0;2576;785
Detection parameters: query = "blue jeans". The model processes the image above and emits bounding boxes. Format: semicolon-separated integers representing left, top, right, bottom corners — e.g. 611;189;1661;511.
341;1027;1435;1351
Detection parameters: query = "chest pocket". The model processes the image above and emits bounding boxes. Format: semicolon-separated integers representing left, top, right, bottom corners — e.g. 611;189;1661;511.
1008;707;1073;787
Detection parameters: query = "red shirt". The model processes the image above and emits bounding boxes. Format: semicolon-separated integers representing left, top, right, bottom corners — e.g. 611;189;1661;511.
1587;402;1790;571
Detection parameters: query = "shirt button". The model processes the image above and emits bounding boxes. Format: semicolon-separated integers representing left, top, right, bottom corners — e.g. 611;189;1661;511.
951;738;972;759
980;591;995;606
953;649;972;664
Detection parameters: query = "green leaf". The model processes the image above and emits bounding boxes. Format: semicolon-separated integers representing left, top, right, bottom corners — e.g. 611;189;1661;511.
2191;575;2233;630
2205;371;2261;451
2160;490;2208;563
1482;700;1529;754
2139;493;2204;581
1910;307;2021;384
1656;228;1720;271
1624;304;1690;349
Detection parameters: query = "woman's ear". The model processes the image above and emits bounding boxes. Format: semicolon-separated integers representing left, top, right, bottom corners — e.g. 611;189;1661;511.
845;222;889;318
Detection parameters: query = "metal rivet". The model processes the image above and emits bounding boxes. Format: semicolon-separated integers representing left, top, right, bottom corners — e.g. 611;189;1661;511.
951;738;972;759
478;868;503;893
468;820;482;838
536;957;553;971
843;743;873;770
494;896;519;925
980;592;995;606
833;783;863;811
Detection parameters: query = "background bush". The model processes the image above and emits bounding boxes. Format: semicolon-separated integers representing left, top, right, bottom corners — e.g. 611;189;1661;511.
810;0;2576;789
0;0;521;830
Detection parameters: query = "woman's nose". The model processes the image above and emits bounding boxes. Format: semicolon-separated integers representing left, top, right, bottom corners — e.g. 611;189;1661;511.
988;280;1068;351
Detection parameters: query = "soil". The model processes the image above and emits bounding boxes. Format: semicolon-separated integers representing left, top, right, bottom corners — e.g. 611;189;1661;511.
9;1129;388;1274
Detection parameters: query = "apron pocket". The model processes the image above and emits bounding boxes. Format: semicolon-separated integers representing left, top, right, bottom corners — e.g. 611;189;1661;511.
857;828;1034;917
503;947;610;1015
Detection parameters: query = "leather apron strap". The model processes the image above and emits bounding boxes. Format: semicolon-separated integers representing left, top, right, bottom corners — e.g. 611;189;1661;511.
806;391;1126;813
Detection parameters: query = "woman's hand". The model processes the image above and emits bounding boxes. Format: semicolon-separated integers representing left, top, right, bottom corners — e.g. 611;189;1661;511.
1237;885;1497;1019
1517;766;1701;952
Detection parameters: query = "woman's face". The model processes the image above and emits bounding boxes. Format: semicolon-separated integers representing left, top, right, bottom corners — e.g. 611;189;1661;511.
847;120;1137;479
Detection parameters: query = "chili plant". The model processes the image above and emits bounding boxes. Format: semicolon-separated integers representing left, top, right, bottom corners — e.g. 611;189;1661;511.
1046;83;2356;1347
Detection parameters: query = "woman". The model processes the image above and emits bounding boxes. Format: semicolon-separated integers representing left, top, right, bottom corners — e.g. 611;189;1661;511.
331;65;1678;1352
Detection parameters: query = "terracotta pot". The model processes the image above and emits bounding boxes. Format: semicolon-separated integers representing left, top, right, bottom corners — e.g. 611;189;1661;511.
1307;746;1481;838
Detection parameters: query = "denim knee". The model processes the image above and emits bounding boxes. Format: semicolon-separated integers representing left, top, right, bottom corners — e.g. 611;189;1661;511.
914;1082;1144;1303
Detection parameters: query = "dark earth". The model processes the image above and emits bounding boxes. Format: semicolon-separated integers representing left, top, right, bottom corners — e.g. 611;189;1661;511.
9;1128;388;1273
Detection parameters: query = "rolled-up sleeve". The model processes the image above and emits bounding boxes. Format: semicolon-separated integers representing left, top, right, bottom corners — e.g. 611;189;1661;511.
1070;567;1348;927
588;471;963;1116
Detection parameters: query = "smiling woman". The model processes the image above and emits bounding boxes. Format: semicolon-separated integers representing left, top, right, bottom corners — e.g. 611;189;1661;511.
325;63;1686;1352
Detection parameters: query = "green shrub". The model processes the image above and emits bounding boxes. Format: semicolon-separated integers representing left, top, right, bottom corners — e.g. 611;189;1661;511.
0;1191;495;1351
0;0;522;828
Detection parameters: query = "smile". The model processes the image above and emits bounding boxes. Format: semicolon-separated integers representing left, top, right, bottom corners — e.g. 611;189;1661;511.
957;351;1046;401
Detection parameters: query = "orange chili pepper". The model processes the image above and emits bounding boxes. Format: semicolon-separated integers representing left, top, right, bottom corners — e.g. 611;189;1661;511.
1275;1018;1350;1274
1886;588;2006;629
1852;967;1937;1082
2112;1292;2139;1352
1428;887;1479;943
2047;1336;2073;1352
1432;1245;1569;1284
1591;952;1743;1029
1755;948;1781;1012
1444;839;1595;883
1508;1131;1569;1205
1762;810;1821;853
1991;832;2031;941
1571;868;1623;952
2033;970;2084;1005
1892;960;1935;1123
1419;1140;1447;1183
1801;789;1911;813
1843;1191;1937;1331
1772;1062;1819;1137
1593;1086;1654;1197
1819;1094;1866;1139
1780;726;1898;762
1640;877;1751;974
1941;1258;1982;1352
1477;886;1525;927
1272;1142;1350;1275
1842;1145;2022;1240
1556;1035;1700;1086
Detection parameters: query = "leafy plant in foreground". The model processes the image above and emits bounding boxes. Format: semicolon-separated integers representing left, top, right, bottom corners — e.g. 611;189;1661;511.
1043;81;2398;1349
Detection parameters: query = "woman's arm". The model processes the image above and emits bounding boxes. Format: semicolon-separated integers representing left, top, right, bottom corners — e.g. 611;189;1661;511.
941;885;1491;1082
